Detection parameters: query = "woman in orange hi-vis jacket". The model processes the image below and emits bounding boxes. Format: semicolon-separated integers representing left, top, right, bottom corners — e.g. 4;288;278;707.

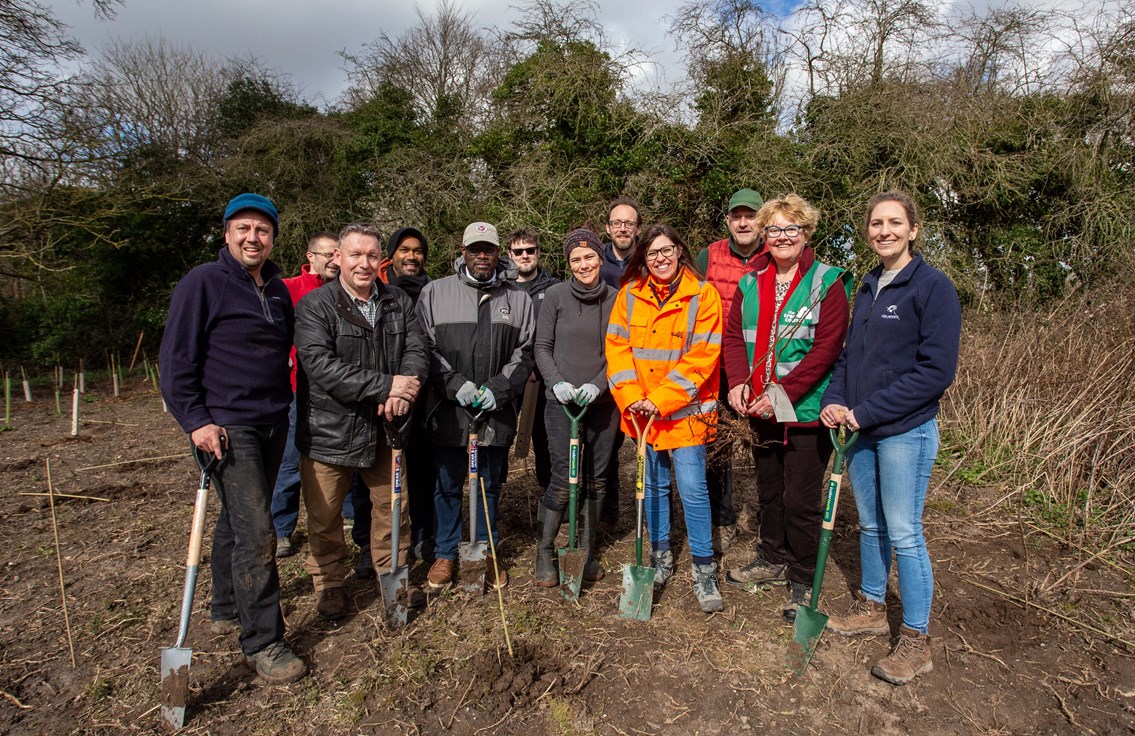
605;223;724;614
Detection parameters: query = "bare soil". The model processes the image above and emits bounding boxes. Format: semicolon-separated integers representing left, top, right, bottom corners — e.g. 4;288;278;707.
2;378;1134;735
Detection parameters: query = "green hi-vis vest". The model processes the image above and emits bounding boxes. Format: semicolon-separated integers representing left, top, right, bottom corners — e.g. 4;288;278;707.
739;261;852;422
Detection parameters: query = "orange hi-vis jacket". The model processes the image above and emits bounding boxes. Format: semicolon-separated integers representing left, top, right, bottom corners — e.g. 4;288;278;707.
605;267;722;450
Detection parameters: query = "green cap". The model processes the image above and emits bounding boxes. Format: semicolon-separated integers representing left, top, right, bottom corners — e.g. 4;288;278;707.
728;188;763;213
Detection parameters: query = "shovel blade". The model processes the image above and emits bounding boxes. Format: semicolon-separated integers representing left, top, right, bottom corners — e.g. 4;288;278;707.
159;646;192;729
619;564;656;621
787;606;829;675
557;547;585;603
378;567;409;630
458;541;489;593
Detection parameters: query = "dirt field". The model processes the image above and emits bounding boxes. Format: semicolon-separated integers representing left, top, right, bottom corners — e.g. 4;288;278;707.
2;378;1134;735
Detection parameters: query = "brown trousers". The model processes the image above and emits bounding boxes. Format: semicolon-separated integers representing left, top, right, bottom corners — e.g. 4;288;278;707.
300;451;410;591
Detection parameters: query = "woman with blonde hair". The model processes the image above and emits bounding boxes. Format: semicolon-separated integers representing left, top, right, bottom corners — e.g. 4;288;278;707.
722;193;851;620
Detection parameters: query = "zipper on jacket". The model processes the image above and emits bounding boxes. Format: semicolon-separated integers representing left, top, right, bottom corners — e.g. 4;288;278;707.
255;282;274;322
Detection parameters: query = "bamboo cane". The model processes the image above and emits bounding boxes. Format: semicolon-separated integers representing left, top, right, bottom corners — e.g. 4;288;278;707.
21;367;31;402
45;460;77;668
128;331;144;373
70;376;79;437
4;372;10;426
481;477;513;657
78;360;85;393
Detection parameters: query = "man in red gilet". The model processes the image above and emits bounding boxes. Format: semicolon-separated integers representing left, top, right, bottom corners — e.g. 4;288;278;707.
695;188;764;554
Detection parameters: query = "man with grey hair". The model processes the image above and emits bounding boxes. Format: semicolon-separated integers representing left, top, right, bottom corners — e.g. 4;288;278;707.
294;222;430;619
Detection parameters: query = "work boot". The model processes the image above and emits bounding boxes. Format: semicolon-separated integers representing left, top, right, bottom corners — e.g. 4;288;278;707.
692;561;724;613
580;495;605;582
871;626;933;685
825;591;889;637
426;558;455;591
275;535;296;558
354;545;375;580
651;548;674;590
209;618;240;636
726;550;786;588
712;524;738;555
486;556;509;590
316;587;349;620
782;580;812;622
245;641;307;684
534;504;562;588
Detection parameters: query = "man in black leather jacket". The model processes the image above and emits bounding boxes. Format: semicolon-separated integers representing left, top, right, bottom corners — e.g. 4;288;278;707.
294;222;429;619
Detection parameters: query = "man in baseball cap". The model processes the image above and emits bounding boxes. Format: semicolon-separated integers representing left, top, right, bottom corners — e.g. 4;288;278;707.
414;222;535;591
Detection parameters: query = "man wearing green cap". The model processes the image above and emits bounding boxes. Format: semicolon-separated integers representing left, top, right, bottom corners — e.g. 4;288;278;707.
696;187;765;554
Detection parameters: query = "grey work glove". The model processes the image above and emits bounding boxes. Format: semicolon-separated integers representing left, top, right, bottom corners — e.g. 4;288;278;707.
473;386;497;411
552;381;577;404
574;383;601;406
455;381;479;407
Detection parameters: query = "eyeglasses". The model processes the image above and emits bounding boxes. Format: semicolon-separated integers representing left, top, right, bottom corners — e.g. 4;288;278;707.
764;225;803;238
644;245;677;262
607;219;638;229
309;251;336;259
510;246;537;256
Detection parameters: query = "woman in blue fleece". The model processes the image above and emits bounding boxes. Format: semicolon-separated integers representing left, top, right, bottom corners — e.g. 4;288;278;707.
819;191;961;686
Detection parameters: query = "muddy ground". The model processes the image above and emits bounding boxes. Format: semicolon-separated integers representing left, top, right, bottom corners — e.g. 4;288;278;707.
1;377;1133;735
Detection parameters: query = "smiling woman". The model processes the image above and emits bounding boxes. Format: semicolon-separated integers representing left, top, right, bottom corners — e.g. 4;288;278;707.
605;223;726;614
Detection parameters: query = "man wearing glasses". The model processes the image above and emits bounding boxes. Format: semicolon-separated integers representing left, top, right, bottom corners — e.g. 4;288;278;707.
507;228;560;498
416;223;535;591
695;188;766;555
600;196;643;288
271;232;341;559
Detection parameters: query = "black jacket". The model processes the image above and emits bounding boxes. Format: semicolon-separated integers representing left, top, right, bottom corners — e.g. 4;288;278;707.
294;280;429;467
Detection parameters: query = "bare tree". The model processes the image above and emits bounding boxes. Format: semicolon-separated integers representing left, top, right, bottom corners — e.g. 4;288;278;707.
340;0;503;130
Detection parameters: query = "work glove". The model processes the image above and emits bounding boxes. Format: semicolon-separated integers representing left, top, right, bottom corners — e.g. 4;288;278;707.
574;383;600;406
473;386;497;412
552;381;577;404
455;381;479;406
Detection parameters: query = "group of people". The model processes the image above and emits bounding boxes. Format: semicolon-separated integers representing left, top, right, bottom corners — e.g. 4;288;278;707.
159;187;960;688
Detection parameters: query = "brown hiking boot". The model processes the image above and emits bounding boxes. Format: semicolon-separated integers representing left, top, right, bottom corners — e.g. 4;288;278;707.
872;625;933;685
426;558;455;591
826;591;889;637
316;587;348;620
486;557;509;590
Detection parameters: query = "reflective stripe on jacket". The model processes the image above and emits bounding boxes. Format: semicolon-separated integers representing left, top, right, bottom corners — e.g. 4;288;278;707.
605;267;722;450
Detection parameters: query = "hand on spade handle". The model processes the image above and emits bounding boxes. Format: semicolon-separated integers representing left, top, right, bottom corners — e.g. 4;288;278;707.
820;403;860;431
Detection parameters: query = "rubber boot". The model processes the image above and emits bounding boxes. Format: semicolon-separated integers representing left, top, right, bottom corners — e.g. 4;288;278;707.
535;504;562;588
579;494;605;582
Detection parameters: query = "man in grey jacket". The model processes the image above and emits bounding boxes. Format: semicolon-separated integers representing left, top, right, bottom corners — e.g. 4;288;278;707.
416;222;535;592
294;222;429;619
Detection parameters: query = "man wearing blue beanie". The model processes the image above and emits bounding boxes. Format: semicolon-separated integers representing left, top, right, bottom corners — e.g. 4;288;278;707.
160;193;307;684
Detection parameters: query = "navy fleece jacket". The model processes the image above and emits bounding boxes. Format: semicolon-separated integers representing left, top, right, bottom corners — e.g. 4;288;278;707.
821;254;961;438
159;247;294;433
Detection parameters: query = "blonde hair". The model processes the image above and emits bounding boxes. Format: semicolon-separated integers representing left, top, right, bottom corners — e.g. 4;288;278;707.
755;194;820;240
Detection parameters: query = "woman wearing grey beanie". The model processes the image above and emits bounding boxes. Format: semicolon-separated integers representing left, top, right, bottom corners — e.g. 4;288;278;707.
532;228;620;587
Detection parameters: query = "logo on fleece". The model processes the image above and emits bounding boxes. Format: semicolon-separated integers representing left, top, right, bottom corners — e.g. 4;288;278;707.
881;304;900;320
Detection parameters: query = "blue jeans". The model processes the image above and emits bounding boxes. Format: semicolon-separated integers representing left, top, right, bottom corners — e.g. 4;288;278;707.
210;423;288;656
269;397;301;538
645;444;713;563
434;445;508;560
846;418;938;634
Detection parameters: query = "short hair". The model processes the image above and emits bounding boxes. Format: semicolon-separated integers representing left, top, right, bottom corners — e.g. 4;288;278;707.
755;194;820;240
338;222;383;244
620;223;702;286
506;227;540;249
307;231;338;251
606;196;643;225
864;190;921;246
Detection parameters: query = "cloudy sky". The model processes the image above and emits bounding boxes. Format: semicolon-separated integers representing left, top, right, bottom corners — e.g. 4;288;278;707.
49;0;717;107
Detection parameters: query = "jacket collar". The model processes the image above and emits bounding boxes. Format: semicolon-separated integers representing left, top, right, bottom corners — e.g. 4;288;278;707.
862;253;923;291
333;278;394;329
628;265;701;303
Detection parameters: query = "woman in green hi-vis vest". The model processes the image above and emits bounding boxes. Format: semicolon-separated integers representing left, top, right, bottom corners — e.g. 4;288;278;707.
721;193;852;621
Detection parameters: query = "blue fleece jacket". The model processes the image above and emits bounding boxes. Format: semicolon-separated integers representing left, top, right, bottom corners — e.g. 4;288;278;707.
159;247;294;433
600;242;629;288
822;254;961;438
